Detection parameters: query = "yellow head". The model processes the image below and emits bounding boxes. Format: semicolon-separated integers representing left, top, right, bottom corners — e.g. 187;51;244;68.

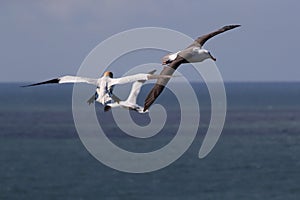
103;71;113;78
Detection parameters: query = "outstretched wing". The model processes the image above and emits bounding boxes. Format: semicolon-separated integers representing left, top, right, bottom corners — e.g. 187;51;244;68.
109;73;173;86
143;58;185;111
126;70;157;105
22;76;98;87
187;24;241;48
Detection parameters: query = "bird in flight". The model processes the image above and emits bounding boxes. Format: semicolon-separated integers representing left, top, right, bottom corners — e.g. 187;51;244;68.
22;71;173;111
101;70;157;113
143;24;241;111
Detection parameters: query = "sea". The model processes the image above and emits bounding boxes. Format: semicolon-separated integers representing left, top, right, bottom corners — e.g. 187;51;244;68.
0;82;300;200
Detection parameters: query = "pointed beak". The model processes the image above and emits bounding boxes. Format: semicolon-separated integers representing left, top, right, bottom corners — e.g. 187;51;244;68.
209;53;216;61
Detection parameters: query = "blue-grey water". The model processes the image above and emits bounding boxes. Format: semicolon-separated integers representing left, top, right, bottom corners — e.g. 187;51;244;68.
1;82;300;200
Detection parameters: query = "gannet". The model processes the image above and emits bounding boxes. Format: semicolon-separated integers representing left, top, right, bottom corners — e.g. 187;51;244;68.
23;70;173;111
88;70;156;113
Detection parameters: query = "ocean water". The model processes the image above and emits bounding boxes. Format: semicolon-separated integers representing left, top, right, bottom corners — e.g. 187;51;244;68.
0;82;300;200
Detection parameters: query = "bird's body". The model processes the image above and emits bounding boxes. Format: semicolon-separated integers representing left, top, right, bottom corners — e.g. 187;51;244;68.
163;48;215;65
143;24;241;111
95;76;116;105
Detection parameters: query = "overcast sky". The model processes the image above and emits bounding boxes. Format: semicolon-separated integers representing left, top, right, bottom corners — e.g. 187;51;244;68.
1;0;299;82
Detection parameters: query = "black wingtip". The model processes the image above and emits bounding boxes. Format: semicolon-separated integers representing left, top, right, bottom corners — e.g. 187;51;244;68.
104;106;111;112
143;99;152;112
143;101;149;112
147;69;157;75
21;78;60;87
224;24;241;29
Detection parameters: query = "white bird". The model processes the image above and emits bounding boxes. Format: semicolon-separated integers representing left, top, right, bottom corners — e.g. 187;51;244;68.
104;70;156;113
144;24;241;111
23;70;173;111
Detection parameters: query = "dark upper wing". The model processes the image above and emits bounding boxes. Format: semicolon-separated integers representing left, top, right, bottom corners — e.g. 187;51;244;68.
187;24;241;48
143;58;185;111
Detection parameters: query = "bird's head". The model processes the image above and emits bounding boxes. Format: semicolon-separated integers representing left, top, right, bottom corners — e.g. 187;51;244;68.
103;71;113;78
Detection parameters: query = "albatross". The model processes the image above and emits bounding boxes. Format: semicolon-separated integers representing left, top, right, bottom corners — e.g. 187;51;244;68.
143;24;241;111
23;70;173;111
